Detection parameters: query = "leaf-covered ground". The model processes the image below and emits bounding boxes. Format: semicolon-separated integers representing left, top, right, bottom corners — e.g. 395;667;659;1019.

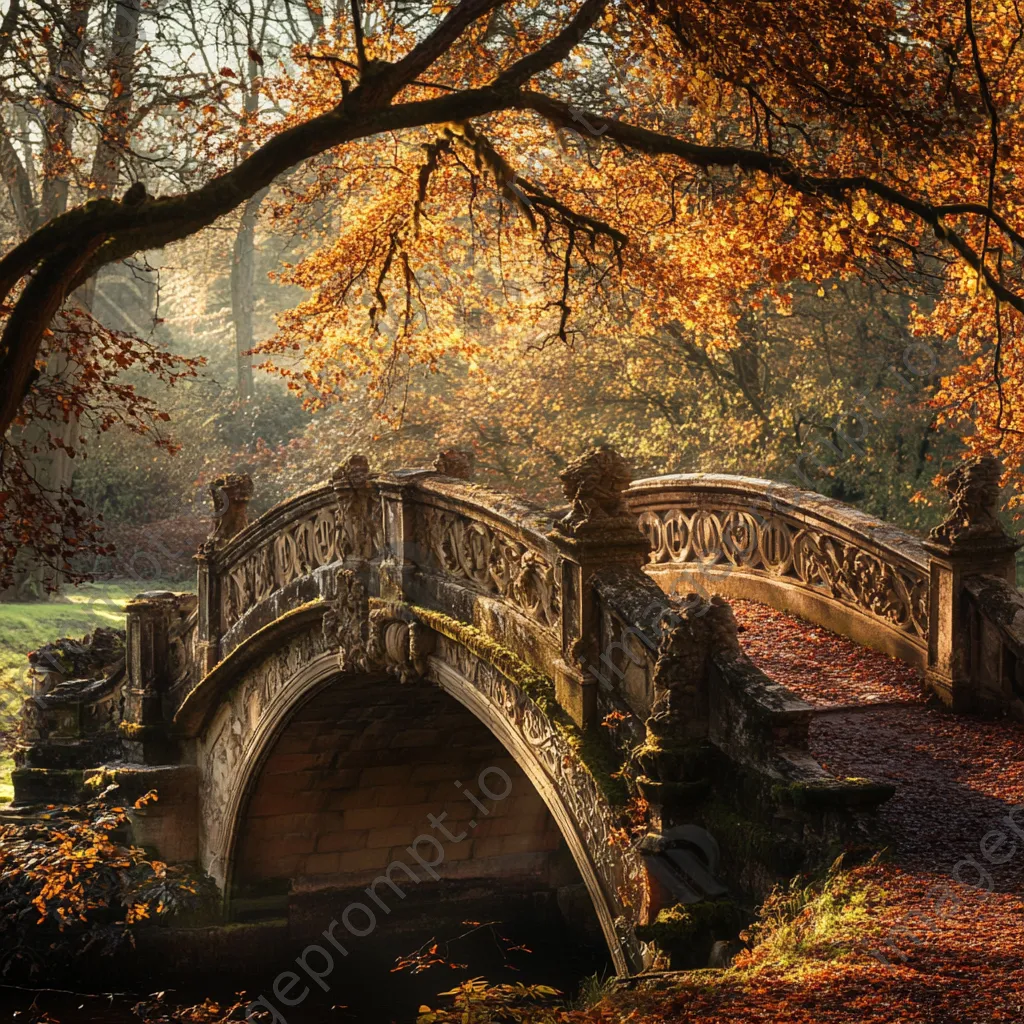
598;861;1024;1022
731;600;925;707
656;600;1024;1023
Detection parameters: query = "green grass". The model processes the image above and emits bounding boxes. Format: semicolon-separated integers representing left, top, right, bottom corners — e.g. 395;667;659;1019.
0;578;192;804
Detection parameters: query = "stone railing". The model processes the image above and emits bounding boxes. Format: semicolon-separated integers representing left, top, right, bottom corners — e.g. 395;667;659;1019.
961;575;1024;715
407;478;562;632
629;460;1024;719
193;459;383;671
119;450;1024;758
628;473;932;666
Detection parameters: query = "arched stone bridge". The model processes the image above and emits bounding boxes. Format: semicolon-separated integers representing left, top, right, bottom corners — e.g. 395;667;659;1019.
13;448;1024;976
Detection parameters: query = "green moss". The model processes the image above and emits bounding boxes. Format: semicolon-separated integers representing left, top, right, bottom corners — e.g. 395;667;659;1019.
84;767;118;790
772;777;896;812
701;801;804;875
636;899;742;948
410;605;557;709
632;737;714;782
570;723;630;807
410;605;630;808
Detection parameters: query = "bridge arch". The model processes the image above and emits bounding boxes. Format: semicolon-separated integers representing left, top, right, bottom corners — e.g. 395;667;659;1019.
176;589;650;975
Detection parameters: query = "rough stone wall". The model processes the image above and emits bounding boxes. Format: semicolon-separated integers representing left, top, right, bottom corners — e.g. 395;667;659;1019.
233;678;569;895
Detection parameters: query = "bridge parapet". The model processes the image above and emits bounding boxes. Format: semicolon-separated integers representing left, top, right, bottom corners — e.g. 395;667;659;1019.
628;473;931;667
629;460;1023;718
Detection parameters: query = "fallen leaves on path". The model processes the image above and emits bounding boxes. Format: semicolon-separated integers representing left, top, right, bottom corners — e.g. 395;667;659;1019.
732;600;925;707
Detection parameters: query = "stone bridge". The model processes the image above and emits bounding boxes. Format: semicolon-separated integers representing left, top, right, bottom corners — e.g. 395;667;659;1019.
12;448;1024;976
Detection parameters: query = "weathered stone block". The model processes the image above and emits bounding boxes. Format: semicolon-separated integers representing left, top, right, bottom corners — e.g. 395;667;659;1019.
367;824;418;849
317;830;369;854
343;806;399;830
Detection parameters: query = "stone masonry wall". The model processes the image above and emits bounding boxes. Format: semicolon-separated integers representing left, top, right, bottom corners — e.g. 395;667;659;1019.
233;676;570;897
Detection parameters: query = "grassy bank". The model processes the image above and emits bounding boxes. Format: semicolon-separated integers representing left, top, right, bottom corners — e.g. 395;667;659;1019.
0;578;191;803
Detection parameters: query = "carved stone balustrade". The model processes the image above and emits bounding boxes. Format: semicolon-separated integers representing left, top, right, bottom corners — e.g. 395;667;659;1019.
628;468;1024;717
628;474;932;667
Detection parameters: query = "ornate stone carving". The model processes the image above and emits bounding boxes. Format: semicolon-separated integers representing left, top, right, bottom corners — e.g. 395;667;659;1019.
334;452;371;490
368;603;434;683
219;485;382;633
645;597;737;749
332;454;382;560
434;447;475;479
198;627;327;881
558;446;635;533
930;455;1010;546
210;473;253;543
323;569;370;673
432;633;649;941
420;505;560;628
638;506;929;641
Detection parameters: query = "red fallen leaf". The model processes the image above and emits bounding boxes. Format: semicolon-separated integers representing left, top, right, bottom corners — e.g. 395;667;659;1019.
220;66;236;77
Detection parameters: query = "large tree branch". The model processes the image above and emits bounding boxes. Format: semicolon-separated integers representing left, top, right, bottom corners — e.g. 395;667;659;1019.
493;0;608;89
0;86;523;435
517;92;1024;315
384;0;506;95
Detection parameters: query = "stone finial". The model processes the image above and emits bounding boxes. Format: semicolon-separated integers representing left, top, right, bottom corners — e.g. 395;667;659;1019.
434;447;475;480
209;473;253;543
929;455;1010;546
558;445;633;531
333;453;371;490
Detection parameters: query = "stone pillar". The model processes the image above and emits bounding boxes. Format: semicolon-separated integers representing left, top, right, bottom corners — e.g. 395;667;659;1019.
194;473;254;675
331;453;380;565
122;592;186;763
551;446;650;729
194;540;220;675
376;450;472;604
925;456;1020;710
377;470;434;603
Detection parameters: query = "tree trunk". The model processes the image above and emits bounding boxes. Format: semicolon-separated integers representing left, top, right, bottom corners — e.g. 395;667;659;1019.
231;188;267;402
9;0;141;599
230;61;267;402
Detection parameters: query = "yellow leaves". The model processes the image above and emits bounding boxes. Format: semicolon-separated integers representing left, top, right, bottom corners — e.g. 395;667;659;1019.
126;902;151;924
850;198;879;227
823;225;846;254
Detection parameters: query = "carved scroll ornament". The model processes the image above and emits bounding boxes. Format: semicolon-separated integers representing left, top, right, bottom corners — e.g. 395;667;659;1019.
420;506;560;628
638;506;929;641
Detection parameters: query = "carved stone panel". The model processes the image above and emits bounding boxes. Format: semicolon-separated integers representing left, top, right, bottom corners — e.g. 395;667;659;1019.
638;506;929;641
431;633;648;957
418;505;560;629
323;569;370;673
219;491;382;633
197;629;328;884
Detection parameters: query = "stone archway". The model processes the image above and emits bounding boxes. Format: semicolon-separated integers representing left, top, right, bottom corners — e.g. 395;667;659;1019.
184;616;649;974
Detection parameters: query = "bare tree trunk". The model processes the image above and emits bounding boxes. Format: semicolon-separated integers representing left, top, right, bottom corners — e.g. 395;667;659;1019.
230;187;267;402
229;61;267;402
10;0;140;599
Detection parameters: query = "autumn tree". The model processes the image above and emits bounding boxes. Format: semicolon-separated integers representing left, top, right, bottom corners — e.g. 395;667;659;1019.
3;0;1024;588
